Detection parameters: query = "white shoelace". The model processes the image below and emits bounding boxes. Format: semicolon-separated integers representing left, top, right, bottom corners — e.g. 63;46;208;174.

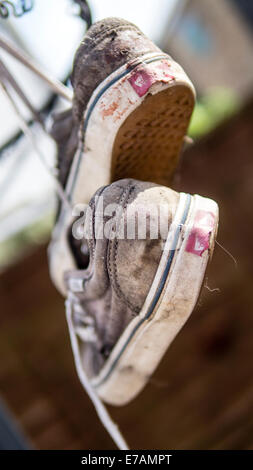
0;37;129;450
65;290;129;450
0;34;73;102
0;34;72;209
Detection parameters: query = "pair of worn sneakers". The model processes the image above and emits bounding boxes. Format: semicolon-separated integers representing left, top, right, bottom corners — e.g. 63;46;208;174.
48;18;219;407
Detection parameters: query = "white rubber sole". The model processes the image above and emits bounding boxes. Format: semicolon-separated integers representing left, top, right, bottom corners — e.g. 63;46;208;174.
49;52;195;295
67;192;219;406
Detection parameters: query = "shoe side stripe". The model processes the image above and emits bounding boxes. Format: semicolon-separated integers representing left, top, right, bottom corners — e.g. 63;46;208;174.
82;55;168;136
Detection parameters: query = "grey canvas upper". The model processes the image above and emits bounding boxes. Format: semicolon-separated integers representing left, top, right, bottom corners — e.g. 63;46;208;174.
64;178;179;377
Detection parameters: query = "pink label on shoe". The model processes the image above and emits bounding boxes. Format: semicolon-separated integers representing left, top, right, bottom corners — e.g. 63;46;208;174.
186;211;216;257
128;60;175;97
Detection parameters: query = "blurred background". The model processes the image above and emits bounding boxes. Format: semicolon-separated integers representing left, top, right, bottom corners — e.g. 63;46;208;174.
0;0;253;449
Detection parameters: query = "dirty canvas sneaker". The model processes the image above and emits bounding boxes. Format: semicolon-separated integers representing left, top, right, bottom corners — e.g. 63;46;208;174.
52;17;195;193
50;17;195;293
62;179;219;405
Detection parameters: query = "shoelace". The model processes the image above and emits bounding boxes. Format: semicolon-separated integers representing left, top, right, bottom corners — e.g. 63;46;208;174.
72;0;92;28
0;33;128;449
0;81;72;210
0;0;33;18
69;292;98;343
0;34;73;209
0;82;128;446
65;287;129;450
0;1;92;24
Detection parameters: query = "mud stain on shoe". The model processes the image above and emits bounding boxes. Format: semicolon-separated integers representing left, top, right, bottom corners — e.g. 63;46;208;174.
101;101;119;118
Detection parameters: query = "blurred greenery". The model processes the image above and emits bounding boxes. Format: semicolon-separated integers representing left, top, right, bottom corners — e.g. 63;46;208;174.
189;87;240;138
0;213;54;268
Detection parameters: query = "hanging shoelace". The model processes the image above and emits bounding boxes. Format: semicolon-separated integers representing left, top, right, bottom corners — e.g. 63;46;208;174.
0;1;92;26
0;1;90;85
72;0;92;28
0;1;34;18
0;1;130;449
65;287;129;450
